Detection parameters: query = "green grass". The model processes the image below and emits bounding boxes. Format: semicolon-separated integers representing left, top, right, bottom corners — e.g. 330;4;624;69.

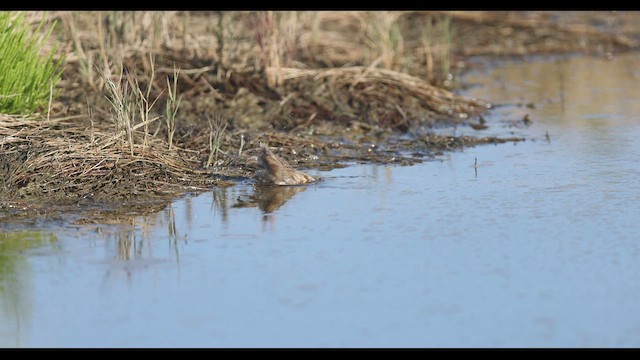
0;12;63;115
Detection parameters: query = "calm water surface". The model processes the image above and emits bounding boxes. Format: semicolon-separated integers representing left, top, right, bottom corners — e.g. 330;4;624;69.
2;53;640;347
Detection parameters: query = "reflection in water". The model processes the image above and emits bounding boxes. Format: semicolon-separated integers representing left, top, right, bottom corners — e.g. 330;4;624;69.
0;231;56;347
210;183;308;220
208;166;393;224
94;207;186;295
253;185;308;231
210;186;233;224
209;165;393;221
97;208;182;263
235;185;308;213
213;184;309;231
467;54;640;146
465;53;640;189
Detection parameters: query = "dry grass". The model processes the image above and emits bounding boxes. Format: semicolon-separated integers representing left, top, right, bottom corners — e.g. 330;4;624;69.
165;65;181;150
102;60;163;155
0;114;216;201
206;114;229;168
420;14;453;82
269;66;489;117
441;11;638;55
56;11;465;92
359;12;406;70
253;11;304;87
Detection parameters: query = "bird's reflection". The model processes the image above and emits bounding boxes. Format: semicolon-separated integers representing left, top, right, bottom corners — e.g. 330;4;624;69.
232;184;308;213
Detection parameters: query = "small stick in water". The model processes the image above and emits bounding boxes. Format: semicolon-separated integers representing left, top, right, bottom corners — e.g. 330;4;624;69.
474;157;478;178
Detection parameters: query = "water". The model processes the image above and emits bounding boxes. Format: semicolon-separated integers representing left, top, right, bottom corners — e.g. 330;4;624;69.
2;53;640;348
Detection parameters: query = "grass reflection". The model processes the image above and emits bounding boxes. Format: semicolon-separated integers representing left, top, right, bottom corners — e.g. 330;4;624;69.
0;231;57;347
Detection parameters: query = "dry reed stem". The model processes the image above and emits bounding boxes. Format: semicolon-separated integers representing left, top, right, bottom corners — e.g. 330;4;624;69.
206;115;229;168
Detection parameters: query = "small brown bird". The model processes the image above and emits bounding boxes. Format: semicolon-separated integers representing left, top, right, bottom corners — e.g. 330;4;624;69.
255;145;316;186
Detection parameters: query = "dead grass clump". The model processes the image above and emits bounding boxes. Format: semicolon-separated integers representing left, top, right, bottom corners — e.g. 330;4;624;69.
266;65;490;132
0;115;217;202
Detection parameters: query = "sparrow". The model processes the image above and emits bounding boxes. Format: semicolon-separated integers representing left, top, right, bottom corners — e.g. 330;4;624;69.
255;144;316;186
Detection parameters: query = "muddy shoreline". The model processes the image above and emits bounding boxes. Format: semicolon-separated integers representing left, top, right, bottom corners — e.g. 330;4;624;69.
1;11;638;222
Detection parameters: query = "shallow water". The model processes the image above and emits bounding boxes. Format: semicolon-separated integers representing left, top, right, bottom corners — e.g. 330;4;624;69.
2;53;640;347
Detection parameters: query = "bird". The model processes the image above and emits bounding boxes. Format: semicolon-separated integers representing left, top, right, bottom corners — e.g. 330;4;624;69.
255;144;316;186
